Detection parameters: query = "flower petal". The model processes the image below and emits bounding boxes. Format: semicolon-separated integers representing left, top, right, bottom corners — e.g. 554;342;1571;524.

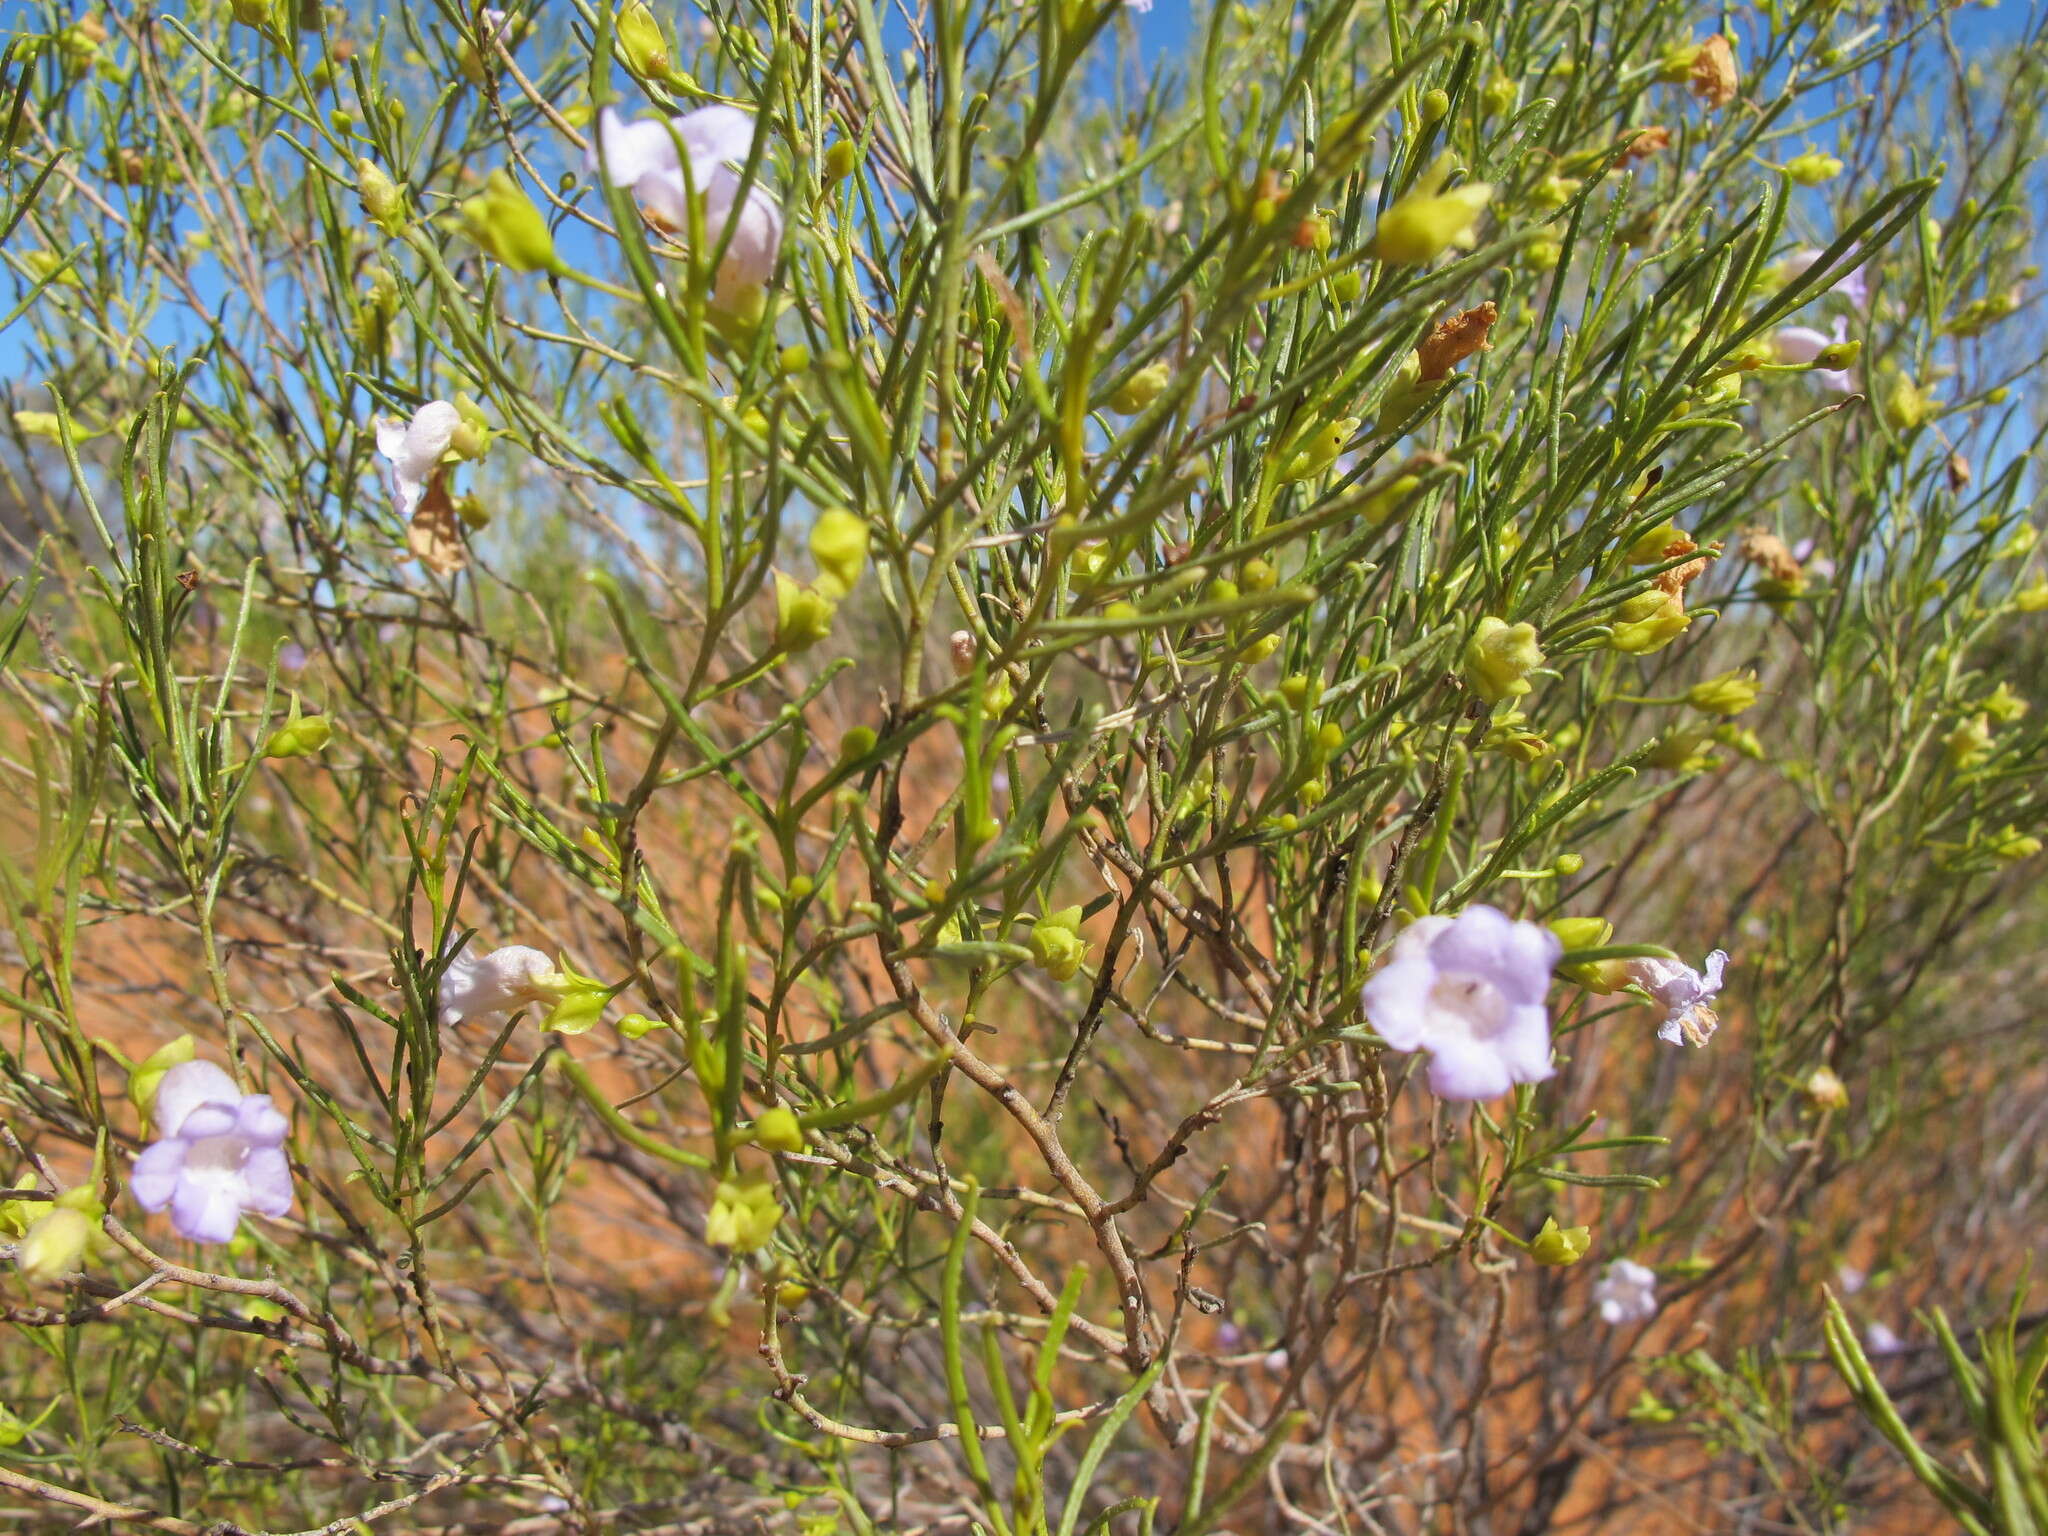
674;105;759;175
238;1147;295;1218
1424;1036;1516;1101
152;1060;240;1138
589;107;681;188
1492;1003;1557;1085
234;1094;290;1148
1360;956;1440;1051
129;1138;188;1212
169;1166;246;1244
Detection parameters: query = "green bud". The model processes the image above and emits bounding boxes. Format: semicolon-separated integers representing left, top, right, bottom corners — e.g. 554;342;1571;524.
615;0;670;77
1784;151;1843;185
1813;339;1860;371
457;169;562;273
1686;670;1759;716
1419;88;1450;123
1988;824;2042;862
1328;268;1363;304
705;1178;783;1252
1608;591;1690;655
1372;154;1493;265
264;713;333;759
824;139;860;180
450;394;492;460
1945;713;1993;771
1282;416;1359;482
838;726;877;762
617;1012;668;1039
541;985;609;1035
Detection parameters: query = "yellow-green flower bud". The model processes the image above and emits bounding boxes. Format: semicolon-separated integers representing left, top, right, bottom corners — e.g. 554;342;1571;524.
230;0;272;26
824;139;860;180
1282;416;1359;482
1882;372;1933;432
1625;520;1684;564
1551;916;1630;991
450;394;492;461
1026;906;1088;982
838;726;877;762
1979;682;2028;724
1548;915;1612;953
1372;155;1493;265
1480;74;1516;115
1361;472;1424;524
2016;579;2048;613
1988;824;2041;862
1236;633;1280;665
1785;151;1843;185
1328;268;1363;304
17;1202;96;1285
355;158;405;234
1648;728;1718;773
14;411;64;441
1944;713;1993;771
1108;362;1171;414
751;1106;805;1153
705;1178;783;1252
1463;616;1545;704
128;1035;197;1132
615;0;670;78
264;713;333;759
617;1012;668;1039
1803;1065;1849;1111
1686;670;1759;716
457;169;561;274
775;573;836;652
1419;88;1450;123
1608;591;1690;654
1239;557;1277;593
1529;1216;1591;1266
809;510;869;599
1482;710;1548;763
1522;236;1562;273
1529;173;1580;211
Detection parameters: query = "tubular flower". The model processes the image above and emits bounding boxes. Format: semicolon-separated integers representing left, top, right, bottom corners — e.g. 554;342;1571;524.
130;1061;294;1244
375;400;461;518
1593;1259;1658;1325
587;105;784;310
1625;948;1728;1047
1361;905;1562;1101
438;943;567;1025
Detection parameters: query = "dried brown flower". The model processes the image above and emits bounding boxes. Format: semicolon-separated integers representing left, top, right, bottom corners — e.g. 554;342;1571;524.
1622;126;1672;162
1416;302;1498;382
1737;526;1802;585
1689;35;1739;110
1652;535;1716;595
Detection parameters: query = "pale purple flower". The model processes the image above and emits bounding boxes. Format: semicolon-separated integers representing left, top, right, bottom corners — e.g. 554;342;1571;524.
130;1061;293;1244
1836;1263;1867;1296
277;641;309;676
1865;1320;1904;1356
588;106;784;308
1771;325;1832;365
438;942;562;1025
1593;1258;1658;1325
1361;905;1560;1100
1785;246;1868;308
374;400;460;517
1625;948;1727;1048
1126;0;1153;11
1262;1348;1289;1373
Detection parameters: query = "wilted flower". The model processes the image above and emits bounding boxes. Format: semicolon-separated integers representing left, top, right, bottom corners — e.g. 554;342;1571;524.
1625;948;1728;1047
587;106;784;310
375;400;461;518
1361;905;1561;1101
1416;302;1497;382
1593;1258;1658;1324
130;1061;294;1244
1688;34;1739;109
438;943;565;1025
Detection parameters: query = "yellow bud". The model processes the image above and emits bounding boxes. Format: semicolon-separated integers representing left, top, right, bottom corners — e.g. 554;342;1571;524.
1882;373;1933;432
1648;727;1718;773
615;0;670;77
230;0;272;26
1372;156;1493;265
705;1179;783;1252
1979;683;2028;724
1529;1216;1591;1266
1463;616;1545;704
809;510;869;599
1785;151;1843;186
824;139;860;180
1944;712;1993;771
838;726;877;761
356;159;406;233
751;1106;805;1154
17;1204;95;1285
2015;579;2048;613
1026;907;1088;982
1328;268;1363;304
1608;591;1690;654
457;169;561;274
1108;362;1171;414
1548;915;1612;952
1529;173;1580;211
1686;670;1759;716
1282;416;1359;482
1625;520;1684;565
1988;824;2041;862
1360;472;1423;524
617;1012;668;1039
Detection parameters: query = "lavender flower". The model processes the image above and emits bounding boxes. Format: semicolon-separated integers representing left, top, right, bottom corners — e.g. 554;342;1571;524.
374;400;460;517
1361;905;1561;1100
438;942;564;1026
1593;1259;1658;1325
130;1061;293;1244
587;106;784;309
1625;949;1728;1047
